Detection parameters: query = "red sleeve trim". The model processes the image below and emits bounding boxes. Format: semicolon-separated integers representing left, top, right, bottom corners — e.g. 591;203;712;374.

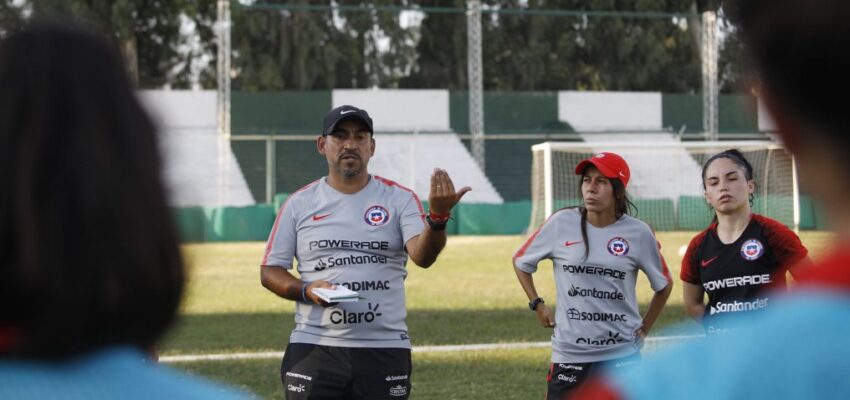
261;179;320;266
513;211;561;265
513;226;544;265
374;175;426;221
754;214;809;270
679;228;711;284
656;239;673;285
648;226;672;285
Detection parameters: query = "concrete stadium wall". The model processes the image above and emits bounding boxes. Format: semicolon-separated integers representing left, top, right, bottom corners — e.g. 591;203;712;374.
757;98;777;132
229;89;769;204
231;90;764;135
135;89;826;240
332;89;451;132
138;90;254;207
559;91;663;131
370;133;503;204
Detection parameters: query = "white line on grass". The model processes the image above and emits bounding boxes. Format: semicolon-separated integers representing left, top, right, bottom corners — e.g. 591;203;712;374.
159;335;704;364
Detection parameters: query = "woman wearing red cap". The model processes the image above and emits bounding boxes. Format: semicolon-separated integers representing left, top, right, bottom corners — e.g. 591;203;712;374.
680;149;809;335
513;152;673;399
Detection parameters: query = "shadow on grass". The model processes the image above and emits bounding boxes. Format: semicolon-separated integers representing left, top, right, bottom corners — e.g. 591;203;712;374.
160;305;699;355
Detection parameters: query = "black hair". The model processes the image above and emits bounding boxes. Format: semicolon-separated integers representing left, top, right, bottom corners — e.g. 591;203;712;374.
701;149;757;220
0;22;184;359
702;149;755;186
576;173;636;260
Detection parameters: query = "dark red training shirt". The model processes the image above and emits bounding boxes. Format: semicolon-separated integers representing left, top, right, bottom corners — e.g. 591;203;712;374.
680;214;808;327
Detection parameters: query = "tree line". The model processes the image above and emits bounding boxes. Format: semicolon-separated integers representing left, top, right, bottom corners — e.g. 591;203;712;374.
0;0;747;93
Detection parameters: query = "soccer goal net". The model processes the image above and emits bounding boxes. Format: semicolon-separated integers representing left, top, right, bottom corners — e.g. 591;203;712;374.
529;141;798;233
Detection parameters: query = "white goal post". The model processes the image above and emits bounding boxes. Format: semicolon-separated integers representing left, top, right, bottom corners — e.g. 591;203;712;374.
529;141;799;233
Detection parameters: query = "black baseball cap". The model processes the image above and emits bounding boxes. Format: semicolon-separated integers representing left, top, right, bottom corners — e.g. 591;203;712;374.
322;105;374;136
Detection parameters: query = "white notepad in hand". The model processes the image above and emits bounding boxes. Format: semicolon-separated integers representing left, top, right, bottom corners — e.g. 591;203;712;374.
311;286;359;303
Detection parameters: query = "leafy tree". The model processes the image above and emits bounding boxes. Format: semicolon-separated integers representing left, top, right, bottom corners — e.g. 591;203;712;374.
7;0;213;89
231;0;417;90
0;0;747;92
0;0;25;37
404;0;707;92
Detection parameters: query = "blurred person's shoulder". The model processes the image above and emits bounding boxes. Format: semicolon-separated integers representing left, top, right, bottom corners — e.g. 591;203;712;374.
0;347;250;399
605;252;850;399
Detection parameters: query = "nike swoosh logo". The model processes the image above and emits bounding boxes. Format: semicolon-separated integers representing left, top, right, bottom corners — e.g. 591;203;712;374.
564;241;583;247
701;256;719;267
340;110;357;115
312;213;332;221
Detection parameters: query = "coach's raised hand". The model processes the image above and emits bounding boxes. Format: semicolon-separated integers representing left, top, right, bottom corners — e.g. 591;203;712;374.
428;168;471;214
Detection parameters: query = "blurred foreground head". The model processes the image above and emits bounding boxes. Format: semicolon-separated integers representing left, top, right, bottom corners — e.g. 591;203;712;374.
0;22;183;358
731;0;850;228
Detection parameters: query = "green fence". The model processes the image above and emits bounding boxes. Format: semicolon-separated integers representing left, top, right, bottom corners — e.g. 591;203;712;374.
173;195;825;243
173;204;277;242
173;199;534;243
230;91;768;203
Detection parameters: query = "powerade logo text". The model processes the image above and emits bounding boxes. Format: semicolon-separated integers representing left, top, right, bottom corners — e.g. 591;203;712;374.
562;264;626;280
285;372;312;382
567;308;627;322
330;302;382;324
309;240;389;251
314;254;388;271
568;284;625;301
703;274;772;291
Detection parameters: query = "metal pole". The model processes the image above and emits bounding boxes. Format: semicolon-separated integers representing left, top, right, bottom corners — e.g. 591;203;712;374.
216;0;232;206
701;11;718;141
410;130;418;192
543;143;553;219
467;0;485;169
791;154;800;232
266;137;276;204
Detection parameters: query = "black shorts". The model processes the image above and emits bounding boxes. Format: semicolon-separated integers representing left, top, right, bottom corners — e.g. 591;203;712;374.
280;342;412;400
545;352;641;400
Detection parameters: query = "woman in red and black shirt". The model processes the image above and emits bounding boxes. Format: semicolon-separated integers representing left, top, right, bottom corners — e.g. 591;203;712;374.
681;149;809;335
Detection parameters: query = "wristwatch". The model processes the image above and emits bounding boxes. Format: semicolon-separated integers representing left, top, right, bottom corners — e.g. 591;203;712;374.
528;297;545;311
425;215;448;231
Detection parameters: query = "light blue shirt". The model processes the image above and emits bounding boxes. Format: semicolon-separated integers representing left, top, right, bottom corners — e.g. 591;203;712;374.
608;291;850;399
0;346;248;399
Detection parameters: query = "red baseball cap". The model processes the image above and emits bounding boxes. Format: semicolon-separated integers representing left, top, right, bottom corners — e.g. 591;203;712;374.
574;152;631;187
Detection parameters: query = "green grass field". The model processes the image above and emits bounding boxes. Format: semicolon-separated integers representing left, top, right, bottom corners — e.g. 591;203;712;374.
161;232;835;399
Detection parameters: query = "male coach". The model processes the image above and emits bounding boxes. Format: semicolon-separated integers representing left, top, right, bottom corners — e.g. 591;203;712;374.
261;105;470;399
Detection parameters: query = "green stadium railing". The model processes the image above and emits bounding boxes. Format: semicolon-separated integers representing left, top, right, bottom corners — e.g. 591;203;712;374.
634;199;676;232
798;195;816;230
172;194;825;243
456;201;531;235
677;195;714;231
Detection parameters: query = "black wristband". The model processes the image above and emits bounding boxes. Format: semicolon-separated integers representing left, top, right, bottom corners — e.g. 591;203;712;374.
426;215;447;231
300;281;309;303
528;297;544;311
